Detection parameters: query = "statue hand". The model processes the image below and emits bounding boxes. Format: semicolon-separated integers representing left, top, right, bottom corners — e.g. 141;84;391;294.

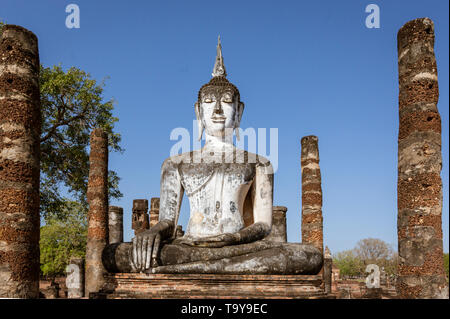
130;220;174;272
191;233;240;248
131;228;162;272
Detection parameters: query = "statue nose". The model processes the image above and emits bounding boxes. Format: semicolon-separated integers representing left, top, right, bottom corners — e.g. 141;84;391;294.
213;100;223;114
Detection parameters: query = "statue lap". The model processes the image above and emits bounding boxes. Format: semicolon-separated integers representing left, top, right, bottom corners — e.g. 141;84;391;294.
156;241;323;275
102;240;323;275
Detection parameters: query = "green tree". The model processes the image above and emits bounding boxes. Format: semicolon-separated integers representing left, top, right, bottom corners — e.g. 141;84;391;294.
354;238;394;263
39;65;123;220
354;238;397;277
40;201;87;278
333;239;398;279
381;252;398;277
39;65;123;277
333;250;364;278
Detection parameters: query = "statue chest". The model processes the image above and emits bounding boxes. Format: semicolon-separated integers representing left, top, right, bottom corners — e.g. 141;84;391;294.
178;163;255;237
178;163;254;196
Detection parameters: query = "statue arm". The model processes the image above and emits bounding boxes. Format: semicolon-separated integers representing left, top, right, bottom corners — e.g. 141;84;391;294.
238;161;273;241
159;157;184;227
131;157;183;272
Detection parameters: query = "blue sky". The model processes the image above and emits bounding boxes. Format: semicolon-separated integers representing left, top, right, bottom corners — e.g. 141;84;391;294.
2;0;448;254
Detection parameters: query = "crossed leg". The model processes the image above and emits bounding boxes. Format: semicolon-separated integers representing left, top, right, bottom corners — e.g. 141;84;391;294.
151;242;323;275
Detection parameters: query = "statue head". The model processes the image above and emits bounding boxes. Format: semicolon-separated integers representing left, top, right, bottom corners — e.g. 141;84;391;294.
195;36;245;140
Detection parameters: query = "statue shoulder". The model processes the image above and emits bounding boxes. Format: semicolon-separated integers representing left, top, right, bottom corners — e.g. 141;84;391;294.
237;149;272;170
161;151;197;171
253;152;274;175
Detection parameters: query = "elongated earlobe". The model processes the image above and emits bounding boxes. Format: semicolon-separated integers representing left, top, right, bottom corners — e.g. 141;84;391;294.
234;102;244;141
195;102;204;141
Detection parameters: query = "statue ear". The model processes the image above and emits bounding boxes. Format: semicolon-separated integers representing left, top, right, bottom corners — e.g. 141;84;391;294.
235;102;244;141
195;102;204;141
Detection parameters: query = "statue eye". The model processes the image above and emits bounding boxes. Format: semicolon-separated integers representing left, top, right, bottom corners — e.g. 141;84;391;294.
203;97;213;103
222;96;233;103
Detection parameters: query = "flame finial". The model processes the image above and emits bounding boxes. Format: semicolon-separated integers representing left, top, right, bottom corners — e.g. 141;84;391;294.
212;35;227;77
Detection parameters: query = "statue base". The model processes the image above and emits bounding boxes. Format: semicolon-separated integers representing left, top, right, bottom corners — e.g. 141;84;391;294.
92;273;336;299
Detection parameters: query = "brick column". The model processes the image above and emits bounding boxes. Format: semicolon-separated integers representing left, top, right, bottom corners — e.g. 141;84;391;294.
323;246;332;294
66;257;84;298
396;18;448;299
85;128;108;296
149;197;160;228
264;206;287;242
132;199;149;235
301;135;323;253
108;206;123;244
0;25;41;298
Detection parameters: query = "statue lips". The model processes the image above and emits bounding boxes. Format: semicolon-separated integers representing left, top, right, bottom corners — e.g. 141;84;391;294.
211;116;226;123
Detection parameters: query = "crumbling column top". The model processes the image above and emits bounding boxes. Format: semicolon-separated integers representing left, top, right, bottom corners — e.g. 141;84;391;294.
150;197;160;210
301;135;318;143
133;199;149;211
301;135;320;160
398;17;435;50
273;206;287;213
109;206;123;213
1;24;38;50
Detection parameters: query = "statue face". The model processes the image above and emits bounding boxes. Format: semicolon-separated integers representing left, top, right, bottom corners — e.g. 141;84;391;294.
199;88;238;137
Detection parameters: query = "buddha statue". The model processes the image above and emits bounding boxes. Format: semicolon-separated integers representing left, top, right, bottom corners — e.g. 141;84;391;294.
103;37;322;275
